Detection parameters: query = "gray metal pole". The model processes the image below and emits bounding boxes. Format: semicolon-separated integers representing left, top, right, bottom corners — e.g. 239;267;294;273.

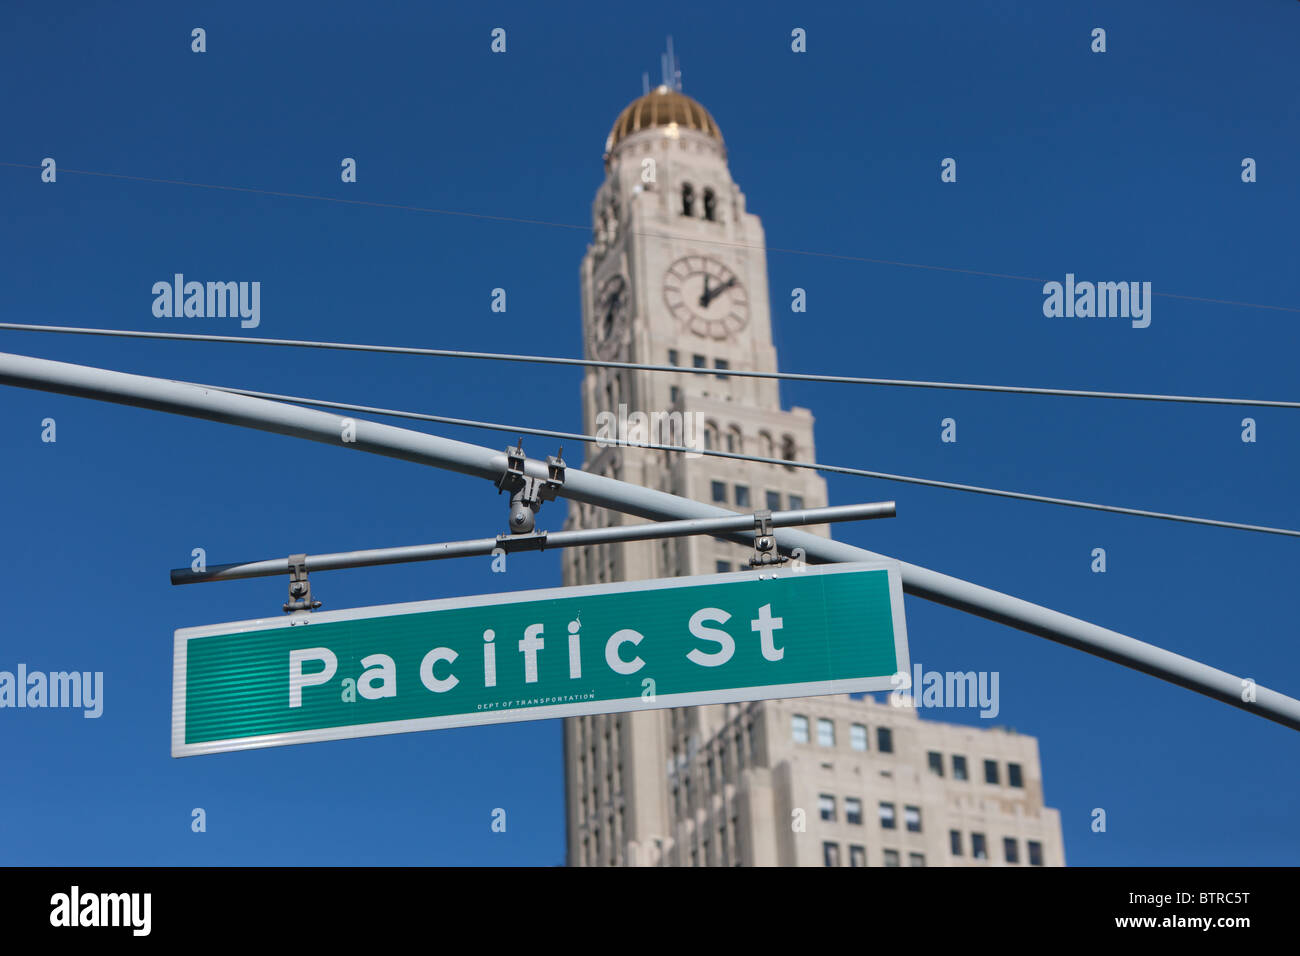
3;349;1296;731
169;501;897;584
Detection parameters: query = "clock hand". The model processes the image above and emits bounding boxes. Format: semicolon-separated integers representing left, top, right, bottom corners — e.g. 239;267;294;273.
701;276;736;308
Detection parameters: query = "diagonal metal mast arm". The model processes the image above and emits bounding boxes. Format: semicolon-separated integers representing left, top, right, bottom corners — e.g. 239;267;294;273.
2;348;1296;731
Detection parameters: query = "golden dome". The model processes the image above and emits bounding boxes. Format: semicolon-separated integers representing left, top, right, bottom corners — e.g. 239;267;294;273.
604;86;725;161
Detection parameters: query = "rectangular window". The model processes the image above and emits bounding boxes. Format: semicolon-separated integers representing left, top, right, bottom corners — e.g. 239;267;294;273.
984;760;1000;785
1004;837;1019;864
879;802;896;829
883;849;900;867
693;354;707;369
849;845;866;868
972;832;988;860
952;755;968;780
819;794;836;822
714;358;730;379
792;714;809;744
788;494;805;510
668;349;680;366
669;385;680;404
1028;840;1044;866
850;723;868;751
734;484;750;508
817;718;835;747
823;842;840;867
909;853;926;867
711;481;727;504
1008;762;1024;788
927;751;944;776
845;797;862;825
949;830;963;857
716;561;732;573
904;806;922;833
766;490;781;511
877;727;893;753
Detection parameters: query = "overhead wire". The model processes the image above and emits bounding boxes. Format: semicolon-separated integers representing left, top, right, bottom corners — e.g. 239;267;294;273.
187;379;1300;538
2;322;1296;408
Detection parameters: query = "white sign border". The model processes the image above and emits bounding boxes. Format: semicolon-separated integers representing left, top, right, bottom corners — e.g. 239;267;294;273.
172;560;910;758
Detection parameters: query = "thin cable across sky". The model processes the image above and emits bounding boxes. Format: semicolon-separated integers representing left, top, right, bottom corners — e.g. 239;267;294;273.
3;159;1298;315
2;322;1296;408
187;379;1299;538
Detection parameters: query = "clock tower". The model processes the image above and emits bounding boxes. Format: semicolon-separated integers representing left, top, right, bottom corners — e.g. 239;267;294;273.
562;80;829;866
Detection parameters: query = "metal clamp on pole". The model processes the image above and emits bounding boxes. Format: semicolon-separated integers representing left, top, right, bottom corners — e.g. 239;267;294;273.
283;554;322;613
495;441;566;535
748;510;788;569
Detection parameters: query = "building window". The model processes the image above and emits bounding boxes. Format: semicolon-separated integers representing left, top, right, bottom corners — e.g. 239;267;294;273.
971;833;988;860
734;484;750;508
716;560;732;574
711;481;727;503
781;435;797;466
909;853;926;867
877;727;893;753
850;723;868;751
883;849;900;867
819;794;836;822
953;755;968;780
845;797;862;825
693;354;707;369
949;830;963;857
788;494;804;510
703;187;717;221
823;842;840;867
903;806;922;833
668;349;680;366
927;751;944;776
1008;763;1024;788
704;421;718;451
849;845;866;868
879;802;896;829
669;385;680;405
759;432;774;458
765;490;781;511
984;760;1000;785
681;182;694;217
1028;841;1044;866
792;714;809;744
1004;838;1019;864
817;718;835;747
715;358;730;379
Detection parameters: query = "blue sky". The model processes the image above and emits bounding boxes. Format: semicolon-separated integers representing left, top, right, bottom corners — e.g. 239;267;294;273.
1;0;1297;865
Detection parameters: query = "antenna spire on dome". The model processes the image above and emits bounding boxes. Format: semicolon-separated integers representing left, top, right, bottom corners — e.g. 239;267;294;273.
660;36;682;92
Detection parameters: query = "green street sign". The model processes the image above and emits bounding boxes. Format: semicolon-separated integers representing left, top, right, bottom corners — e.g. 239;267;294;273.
171;561;909;757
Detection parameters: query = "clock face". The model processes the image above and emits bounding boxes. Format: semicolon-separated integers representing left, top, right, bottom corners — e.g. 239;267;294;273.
592;273;629;359
662;255;749;339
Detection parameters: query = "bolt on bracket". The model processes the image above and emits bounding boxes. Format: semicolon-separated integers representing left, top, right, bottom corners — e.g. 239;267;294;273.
496;441;566;535
748;510;789;569
283;553;322;613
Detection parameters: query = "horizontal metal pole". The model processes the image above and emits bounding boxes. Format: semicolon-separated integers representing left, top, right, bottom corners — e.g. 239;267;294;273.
169;501;897;584
3;349;1297;731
